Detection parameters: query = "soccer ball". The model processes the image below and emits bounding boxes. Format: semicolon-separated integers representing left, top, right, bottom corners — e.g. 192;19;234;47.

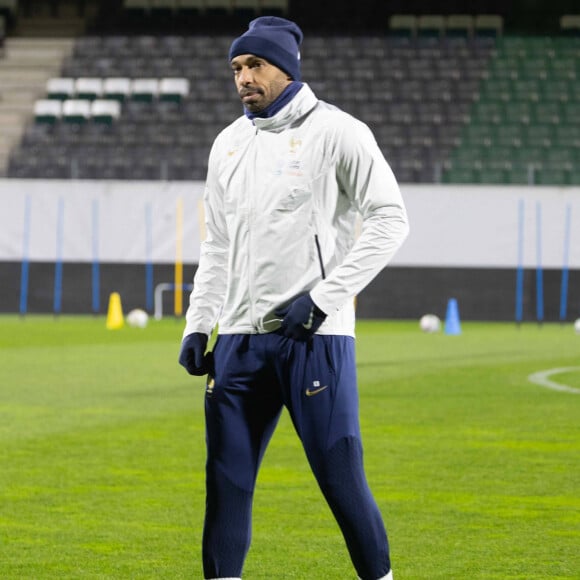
126;308;149;328
574;318;580;335
419;314;441;333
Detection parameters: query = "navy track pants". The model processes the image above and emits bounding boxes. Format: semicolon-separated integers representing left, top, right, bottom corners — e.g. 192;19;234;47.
202;331;390;580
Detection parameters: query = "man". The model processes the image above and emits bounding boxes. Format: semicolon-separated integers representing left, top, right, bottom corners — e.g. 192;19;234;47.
179;16;409;580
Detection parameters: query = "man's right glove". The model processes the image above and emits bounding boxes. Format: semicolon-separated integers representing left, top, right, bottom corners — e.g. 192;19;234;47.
178;332;211;376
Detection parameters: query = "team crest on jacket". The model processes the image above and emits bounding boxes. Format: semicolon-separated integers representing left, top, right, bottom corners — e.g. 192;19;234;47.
289;137;302;153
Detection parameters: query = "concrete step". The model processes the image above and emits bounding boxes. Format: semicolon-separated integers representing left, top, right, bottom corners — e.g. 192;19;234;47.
0;111;29;126
0;37;74;174
0;89;42;104
0;48;72;67
14;17;86;38
5;37;75;51
0;69;55;83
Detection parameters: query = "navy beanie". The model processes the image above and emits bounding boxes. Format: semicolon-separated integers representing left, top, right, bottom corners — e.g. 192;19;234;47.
229;16;303;81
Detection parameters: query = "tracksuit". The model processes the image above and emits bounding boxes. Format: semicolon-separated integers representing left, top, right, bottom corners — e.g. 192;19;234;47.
183;83;409;579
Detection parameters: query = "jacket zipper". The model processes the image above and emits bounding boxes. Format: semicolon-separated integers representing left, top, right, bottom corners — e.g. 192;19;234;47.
314;234;326;280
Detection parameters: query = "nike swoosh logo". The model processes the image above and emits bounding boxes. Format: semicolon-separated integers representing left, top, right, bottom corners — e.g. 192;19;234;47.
305;385;328;397
302;308;314;330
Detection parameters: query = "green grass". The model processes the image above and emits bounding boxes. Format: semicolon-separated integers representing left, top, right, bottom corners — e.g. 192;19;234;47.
1;316;579;579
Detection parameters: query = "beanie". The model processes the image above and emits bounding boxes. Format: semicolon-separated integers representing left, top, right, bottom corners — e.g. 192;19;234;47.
229;16;303;81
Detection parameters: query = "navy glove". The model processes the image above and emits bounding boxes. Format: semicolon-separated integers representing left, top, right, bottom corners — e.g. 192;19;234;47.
178;332;212;376
276;293;327;341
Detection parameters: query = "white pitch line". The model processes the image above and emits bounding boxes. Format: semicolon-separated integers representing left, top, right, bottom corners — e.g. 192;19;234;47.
527;367;580;394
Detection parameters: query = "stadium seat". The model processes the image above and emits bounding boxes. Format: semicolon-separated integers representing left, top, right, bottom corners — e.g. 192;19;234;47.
417;15;445;38
204;0;232;15
560;14;580;36
474;14;503;37
568;168;580;185
261;0;288;16
233;0;260;18
388;15;417;37
442;166;478;183
91;100;122;124
34;99;63;124
177;0;205;15
130;78;159;101
11;31;576;186
445;14;474;38
62;100;92;123
103;77;132;101
150;0;178;14
46;77;76;100
124;0;150;10
159;77;190;101
75;78;104;100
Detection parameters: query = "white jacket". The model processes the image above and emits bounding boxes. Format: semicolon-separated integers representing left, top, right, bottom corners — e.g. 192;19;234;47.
184;83;409;338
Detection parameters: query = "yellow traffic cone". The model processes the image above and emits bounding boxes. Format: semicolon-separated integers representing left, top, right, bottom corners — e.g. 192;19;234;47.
106;292;124;330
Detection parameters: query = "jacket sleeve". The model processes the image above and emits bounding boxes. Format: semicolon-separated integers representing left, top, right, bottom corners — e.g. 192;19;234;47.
183;141;229;338
310;117;409;315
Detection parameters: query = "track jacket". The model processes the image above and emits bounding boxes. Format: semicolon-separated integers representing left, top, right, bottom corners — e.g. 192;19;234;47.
184;83;409;338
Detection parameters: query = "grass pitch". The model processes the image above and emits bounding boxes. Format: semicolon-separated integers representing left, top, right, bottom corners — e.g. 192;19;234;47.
0;316;578;579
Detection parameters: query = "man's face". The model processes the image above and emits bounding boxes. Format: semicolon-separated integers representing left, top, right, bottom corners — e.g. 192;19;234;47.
231;54;292;113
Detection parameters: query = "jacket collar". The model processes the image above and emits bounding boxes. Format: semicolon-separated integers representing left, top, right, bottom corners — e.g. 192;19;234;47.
252;83;318;133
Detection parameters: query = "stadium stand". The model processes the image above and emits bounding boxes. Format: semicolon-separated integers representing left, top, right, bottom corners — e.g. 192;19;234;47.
1;1;579;185
6;32;497;182
444;36;580;185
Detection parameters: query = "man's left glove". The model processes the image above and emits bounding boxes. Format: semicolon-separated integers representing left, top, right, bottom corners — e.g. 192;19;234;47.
276;293;327;341
178;332;212;376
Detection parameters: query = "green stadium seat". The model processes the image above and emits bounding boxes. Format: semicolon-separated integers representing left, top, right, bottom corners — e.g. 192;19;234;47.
497;36;528;53
539;80;572;103
504;101;532;123
513;146;546;164
478;168;507;184
568;168;580;185
525;124;554;147
483;146;517;163
483;158;514;171
469;101;505;124
449;147;486;164
511;79;541;101
479;78;512;101
545;146;577;164
535;168;569;185
494;124;523;147
506;163;536;184
532;102;562;124
462;123;494;145
561;105;580;124
518;58;550;80
442;166;478;183
555;125;580;147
